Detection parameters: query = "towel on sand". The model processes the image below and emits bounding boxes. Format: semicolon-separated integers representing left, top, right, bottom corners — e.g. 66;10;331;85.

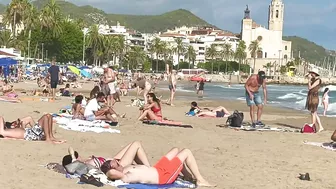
54;117;120;134
117;178;196;189
304;142;336;151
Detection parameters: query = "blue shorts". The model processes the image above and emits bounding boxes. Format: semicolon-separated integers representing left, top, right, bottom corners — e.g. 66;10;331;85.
85;114;96;121
246;91;262;106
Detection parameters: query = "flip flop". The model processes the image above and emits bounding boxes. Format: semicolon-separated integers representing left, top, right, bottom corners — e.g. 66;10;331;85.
298;173;310;181
79;174;104;187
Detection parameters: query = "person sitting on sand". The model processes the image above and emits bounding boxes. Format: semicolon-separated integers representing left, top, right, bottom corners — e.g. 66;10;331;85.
72;95;85;120
62;141;150;170
60;83;71;97
1;79;17;98
138;93;162;121
0;114;65;144
186;101;201;116
84;92;124;122
100;141;214;187
119;82;128;96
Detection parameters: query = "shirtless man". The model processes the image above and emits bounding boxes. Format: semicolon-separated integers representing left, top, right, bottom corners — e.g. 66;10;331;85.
166;64;177;106
100;142;214;187
0;114;65;144
104;67;116;106
245;71;267;127
135;77;151;104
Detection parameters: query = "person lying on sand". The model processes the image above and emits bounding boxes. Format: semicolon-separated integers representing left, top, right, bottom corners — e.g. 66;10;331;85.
138;93;162;121
0;114;66;144
100;141;214;187
196;106;230;118
62;141;150;169
84;92;125;122
5;116;35;129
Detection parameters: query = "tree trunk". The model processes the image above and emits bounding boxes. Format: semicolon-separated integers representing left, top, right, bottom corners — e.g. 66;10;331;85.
211;60;214;74
238;59;241;75
225;59;228;73
177;54;180;70
156;53;159;72
253;58;256;74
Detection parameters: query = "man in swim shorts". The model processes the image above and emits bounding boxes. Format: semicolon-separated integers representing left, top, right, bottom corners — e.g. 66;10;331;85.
166;64;177;106
0;114;65;144
245;70;267;127
100;142;214;187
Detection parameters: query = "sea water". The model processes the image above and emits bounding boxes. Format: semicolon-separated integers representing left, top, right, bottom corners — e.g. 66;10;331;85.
162;83;336;117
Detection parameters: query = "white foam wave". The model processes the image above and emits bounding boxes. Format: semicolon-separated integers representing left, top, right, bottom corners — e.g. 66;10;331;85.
278;93;305;100
214;85;242;90
236;97;245;101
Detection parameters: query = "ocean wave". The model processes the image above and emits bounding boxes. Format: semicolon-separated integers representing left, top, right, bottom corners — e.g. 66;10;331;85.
236;97;245;101
278;93;305;100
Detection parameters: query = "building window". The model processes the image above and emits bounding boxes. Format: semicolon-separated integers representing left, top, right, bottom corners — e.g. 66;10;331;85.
276;10;279;18
265;52;267;58
257;50;263;58
285;46;287;50
284;55;288;59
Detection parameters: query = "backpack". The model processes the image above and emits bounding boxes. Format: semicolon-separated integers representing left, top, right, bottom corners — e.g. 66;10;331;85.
301;124;316;133
226;110;244;127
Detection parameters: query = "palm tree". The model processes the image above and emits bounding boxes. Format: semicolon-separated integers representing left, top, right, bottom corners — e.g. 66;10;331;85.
248;40;262;73
205;44;218;74
87;25;103;66
185;45;196;69
263;62;273;76
220;43;234;73
3;0;28;37
40;0;62;38
234;40;247;74
127;46;146;70
174;38;185;69
151;37;163;72
0;30;15;47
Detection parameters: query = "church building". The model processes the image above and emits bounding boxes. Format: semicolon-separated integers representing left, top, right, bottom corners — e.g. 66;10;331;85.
241;0;292;73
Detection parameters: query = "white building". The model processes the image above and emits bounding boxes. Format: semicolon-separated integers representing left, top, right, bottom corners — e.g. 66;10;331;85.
241;0;292;72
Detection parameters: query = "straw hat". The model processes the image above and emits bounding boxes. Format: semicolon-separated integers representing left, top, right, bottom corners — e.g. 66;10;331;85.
309;68;320;76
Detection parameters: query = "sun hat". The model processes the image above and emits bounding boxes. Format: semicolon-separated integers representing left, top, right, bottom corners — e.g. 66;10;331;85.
309;68;320;76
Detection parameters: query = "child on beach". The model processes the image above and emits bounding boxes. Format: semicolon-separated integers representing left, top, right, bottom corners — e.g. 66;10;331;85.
322;88;330;116
72;95;85;120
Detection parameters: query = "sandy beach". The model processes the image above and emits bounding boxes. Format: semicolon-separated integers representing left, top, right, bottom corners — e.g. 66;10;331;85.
0;80;335;189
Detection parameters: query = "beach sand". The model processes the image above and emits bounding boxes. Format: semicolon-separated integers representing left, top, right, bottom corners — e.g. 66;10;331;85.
0;80;335;189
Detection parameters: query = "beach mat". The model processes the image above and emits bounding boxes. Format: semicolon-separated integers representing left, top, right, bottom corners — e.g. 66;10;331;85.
217;124;300;132
143;120;193;128
0;97;21;103
118;179;196;189
304;142;336;151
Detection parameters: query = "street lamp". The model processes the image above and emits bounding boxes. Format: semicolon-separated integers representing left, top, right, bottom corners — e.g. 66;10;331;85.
82;28;89;65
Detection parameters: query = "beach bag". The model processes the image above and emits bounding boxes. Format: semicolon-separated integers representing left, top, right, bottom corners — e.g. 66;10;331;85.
226;110;244;127
301;124;316;133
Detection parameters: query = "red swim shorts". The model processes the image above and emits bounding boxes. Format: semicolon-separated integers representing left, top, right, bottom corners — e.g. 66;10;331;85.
154;156;183;184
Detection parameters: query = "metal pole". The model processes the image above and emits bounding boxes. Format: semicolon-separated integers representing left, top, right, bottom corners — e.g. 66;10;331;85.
82;32;85;65
46;50;48;62
41;43;44;62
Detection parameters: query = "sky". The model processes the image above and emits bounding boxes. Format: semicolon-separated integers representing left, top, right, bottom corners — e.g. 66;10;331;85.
1;0;335;50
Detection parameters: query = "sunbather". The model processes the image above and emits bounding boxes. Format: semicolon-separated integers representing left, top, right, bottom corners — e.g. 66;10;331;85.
138;93;162;121
196;106;230;118
1;79;17;98
72;95;85;119
62;141;150;169
100;142;214;187
0;114;65;144
5;116;35;129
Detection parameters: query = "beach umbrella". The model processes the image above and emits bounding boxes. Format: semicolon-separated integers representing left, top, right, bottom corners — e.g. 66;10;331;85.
68;66;80;75
80;69;92;78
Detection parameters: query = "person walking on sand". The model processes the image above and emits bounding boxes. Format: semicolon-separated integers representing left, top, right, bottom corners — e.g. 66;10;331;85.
322;87;330;116
305;68;324;132
245;71;267;127
104;67;116;106
166;65;177;106
47;57;60;100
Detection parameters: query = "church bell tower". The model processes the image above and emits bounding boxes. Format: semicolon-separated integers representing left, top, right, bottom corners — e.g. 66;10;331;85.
268;0;284;32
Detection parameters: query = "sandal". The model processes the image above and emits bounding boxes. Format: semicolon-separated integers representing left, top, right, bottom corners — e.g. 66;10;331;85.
80;174;104;187
298;173;310;181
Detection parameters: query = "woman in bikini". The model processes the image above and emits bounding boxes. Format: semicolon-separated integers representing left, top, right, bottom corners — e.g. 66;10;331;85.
62;141;151;170
322;87;330;116
138;93;162;121
305;69;323;132
1;79;17;98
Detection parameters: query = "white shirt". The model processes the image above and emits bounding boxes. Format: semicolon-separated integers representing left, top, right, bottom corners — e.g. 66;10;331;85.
84;98;100;117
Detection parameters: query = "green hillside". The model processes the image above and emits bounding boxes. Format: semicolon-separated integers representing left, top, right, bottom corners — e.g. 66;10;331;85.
0;4;5;13
283;36;333;64
23;0;211;32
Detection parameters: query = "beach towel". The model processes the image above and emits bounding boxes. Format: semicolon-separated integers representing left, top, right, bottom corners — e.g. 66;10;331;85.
54;117;120;134
218;125;300;132
143;120;193;128
303;142;336;151
0;97;20;103
118;178;196;189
